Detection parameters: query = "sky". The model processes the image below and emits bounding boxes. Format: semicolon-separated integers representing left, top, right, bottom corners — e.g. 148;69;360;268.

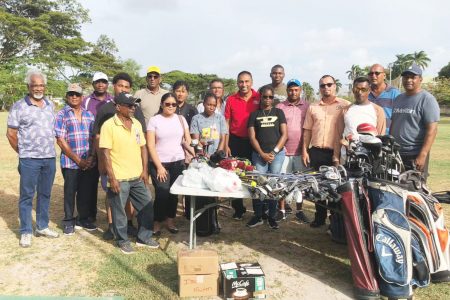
78;0;450;93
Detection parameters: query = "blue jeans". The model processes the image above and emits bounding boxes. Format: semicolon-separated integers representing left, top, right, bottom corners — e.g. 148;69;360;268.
18;158;56;234
108;179;154;245
251;150;285;218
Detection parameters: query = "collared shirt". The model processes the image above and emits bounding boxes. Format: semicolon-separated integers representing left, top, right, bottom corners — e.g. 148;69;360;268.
99;115;146;180
368;84;400;131
276;99;310;156
54;105;95;169
7;96;56;158
303;97;350;149
82;92;113;117
224;89;260;138
134;87;169;125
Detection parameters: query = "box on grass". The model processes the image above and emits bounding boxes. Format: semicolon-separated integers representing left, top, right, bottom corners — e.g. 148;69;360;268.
220;262;266;299
177;249;219;275
179;273;219;298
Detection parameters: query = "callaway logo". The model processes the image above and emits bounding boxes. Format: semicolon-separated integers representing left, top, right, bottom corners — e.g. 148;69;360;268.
231;280;250;289
376;234;404;264
381;246;392;257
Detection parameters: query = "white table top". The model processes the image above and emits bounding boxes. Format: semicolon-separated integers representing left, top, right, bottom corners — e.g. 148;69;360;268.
170;175;251;198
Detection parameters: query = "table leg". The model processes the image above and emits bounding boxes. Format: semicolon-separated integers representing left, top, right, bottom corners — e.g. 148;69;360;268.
189;196;195;249
193;196;197;248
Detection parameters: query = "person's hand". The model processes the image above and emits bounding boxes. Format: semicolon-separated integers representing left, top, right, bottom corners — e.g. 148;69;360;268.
109;177;120;194
265;152;275;163
226;146;232;158
156;166;168;182
140;170;149;186
78;158;89;170
302;150;310;167
415;153;427;171
86;156;96;169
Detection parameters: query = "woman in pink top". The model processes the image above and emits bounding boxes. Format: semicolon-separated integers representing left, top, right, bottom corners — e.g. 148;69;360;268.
147;92;192;235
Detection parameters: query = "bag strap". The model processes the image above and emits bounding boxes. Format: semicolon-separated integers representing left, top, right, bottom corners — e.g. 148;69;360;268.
178;114;186;141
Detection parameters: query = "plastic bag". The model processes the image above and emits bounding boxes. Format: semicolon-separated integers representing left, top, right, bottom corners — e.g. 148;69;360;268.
204;167;242;193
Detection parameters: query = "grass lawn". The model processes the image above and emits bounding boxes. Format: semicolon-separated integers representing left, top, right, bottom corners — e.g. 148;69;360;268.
0;111;449;300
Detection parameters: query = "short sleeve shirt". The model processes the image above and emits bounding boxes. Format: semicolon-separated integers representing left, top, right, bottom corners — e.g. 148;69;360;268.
176;103;198;127
247;108;287;153
147;114;186;163
224;90;260;138
82;93;113;117
190;113;228;156
54;105;95;169
7;96;56;158
134;87;169;124
93;101;147;135
390;90;440;155
369;85;400;131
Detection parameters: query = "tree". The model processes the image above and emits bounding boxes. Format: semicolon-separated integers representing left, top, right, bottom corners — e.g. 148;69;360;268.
301;82;315;102
390;51;431;80
410;50;431;69
335;78;342;93
438;62;450;78
424;78;450;105
346;64;365;81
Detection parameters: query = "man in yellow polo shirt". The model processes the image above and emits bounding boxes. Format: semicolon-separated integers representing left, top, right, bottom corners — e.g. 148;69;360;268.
100;93;159;254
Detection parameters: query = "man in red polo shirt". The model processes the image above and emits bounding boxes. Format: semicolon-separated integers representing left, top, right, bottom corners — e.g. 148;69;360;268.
225;71;260;220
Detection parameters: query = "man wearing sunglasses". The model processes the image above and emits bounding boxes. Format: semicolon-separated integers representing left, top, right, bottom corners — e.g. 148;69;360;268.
302;75;350;228
390;64;440;181
259;64;287;105
134;66;169;125
367;64;400;132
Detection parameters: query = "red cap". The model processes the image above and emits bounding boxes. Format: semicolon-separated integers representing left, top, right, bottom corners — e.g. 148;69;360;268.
357;123;377;136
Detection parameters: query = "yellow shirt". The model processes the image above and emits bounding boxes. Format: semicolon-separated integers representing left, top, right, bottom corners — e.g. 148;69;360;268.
99;115;146;180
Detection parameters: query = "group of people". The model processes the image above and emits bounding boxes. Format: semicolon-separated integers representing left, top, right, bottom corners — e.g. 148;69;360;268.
6;63;440;254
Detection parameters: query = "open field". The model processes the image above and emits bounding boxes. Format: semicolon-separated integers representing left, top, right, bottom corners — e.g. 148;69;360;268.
0;111;449;299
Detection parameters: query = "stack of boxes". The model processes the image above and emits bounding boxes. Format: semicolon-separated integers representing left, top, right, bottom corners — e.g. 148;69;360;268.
178;249;219;298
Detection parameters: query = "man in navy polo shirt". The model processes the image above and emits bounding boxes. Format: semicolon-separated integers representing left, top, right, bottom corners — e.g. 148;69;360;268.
7;69;60;247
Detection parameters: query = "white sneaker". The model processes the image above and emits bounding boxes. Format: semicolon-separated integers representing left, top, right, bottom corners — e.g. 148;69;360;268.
20;233;32;247
35;228;60;238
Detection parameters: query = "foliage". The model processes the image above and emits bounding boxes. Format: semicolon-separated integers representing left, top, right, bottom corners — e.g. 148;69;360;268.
438;62;450;78
335;78;342;93
390;51;430;79
424;78;450;105
302;82;315;102
346;64;366;81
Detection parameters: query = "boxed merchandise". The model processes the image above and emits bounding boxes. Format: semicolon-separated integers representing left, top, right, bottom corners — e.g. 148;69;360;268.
179;273;219;298
177;249;219;275
220;262;266;299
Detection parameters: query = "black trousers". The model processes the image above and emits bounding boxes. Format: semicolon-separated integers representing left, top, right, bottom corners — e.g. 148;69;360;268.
309;147;334;224
229;134;252;213
149;160;185;222
62;168;97;226
87;165;99;220
401;153;430;182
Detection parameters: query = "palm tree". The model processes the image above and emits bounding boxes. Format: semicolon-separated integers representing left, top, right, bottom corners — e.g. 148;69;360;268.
346;64;364;81
335;78;342;93
410;50;431;69
301;82;315;102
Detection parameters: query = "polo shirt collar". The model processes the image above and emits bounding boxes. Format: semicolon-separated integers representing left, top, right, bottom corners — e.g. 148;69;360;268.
89;92;113;102
25;95;50;106
113;114;135;127
236;89;258;101
319;96;339;105
284;99;305;106
146;87;162;95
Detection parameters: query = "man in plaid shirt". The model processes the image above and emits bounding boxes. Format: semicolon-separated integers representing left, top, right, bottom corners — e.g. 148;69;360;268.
55;83;97;235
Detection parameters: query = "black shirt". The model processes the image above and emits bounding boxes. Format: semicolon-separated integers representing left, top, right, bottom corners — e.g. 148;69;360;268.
247;108;286;152
176;103;198;127
93;101;147;135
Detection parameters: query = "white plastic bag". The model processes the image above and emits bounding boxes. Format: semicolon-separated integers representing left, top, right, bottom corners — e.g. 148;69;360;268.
204;167;242;193
181;168;208;189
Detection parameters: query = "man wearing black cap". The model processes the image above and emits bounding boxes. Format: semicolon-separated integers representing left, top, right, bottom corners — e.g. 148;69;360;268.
390;63;440;180
100;93;158;254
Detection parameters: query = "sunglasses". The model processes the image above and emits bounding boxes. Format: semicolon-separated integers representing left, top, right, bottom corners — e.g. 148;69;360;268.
147;74;160;79
354;87;370;93
319;83;334;89
368;71;384;76
164;102;177;107
67;92;81;97
262;95;274;99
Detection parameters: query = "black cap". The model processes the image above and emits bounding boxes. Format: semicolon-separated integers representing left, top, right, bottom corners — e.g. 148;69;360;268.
115;92;141;105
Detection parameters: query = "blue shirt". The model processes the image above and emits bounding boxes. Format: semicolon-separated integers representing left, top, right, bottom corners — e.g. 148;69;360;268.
190;112;228;156
54;105;95;169
369;84;400;132
7;96;56;158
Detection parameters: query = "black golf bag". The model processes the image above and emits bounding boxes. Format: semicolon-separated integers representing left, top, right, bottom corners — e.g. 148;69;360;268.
185;196;220;237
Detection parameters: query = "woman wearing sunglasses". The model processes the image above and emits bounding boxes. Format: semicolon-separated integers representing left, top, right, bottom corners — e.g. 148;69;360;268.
147;92;192;235
247;86;287;230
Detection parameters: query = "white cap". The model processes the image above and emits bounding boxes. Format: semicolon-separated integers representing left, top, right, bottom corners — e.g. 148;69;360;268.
92;72;108;82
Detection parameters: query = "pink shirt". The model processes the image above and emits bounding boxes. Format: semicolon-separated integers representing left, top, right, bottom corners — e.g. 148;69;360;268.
147;114;187;163
276;99;309;156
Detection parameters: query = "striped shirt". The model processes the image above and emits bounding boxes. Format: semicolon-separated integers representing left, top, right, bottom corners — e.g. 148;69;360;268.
54;105;95;169
368;84;400;132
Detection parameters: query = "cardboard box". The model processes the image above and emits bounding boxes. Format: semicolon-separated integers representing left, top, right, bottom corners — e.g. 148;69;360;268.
178;249;219;275
179;273;218;298
220;262;266;299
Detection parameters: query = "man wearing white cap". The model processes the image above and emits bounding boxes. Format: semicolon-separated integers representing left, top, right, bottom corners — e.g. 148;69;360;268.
83;72;113;117
134;66;169;124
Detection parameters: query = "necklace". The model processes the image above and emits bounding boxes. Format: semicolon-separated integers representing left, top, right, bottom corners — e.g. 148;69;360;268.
262;108;272;117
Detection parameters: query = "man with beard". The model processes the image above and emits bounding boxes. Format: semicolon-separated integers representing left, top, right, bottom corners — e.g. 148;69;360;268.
7;69;60;247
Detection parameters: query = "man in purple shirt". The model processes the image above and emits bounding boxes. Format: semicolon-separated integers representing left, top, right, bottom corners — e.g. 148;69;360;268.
276;79;310;223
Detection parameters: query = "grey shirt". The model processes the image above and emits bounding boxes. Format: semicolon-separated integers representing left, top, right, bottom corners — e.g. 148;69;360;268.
190;112;228;156
390;90;440;155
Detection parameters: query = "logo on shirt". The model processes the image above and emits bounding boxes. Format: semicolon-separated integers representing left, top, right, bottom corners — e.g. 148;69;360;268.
393;108;414;114
135;128;141;144
257;116;278;127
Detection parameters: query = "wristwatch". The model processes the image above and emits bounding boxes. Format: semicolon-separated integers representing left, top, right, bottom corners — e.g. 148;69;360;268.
273;147;280;154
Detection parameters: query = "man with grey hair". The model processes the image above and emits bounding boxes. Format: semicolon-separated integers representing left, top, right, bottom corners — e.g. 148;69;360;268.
6;69;60;247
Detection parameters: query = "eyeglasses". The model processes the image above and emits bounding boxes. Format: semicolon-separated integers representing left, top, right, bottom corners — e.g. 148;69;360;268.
262;95;274;99
210;86;223;90
120;103;137;109
368;71;384;76
30;84;45;89
147;74;160;79
319;83;334;89
353;87;370;93
67;92;81;97
164;102;178;107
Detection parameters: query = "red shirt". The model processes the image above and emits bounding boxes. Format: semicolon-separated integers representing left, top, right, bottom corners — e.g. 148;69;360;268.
225;89;260;137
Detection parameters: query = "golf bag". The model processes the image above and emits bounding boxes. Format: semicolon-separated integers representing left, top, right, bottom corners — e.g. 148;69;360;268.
185;196;220;237
337;180;380;300
329;204;347;244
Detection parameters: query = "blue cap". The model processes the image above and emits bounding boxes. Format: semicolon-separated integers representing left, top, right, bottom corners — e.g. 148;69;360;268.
401;63;422;76
287;79;302;87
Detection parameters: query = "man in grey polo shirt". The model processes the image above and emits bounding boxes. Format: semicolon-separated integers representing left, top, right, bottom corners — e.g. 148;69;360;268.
390;63;440;181
134;66;169;124
6;69;60;247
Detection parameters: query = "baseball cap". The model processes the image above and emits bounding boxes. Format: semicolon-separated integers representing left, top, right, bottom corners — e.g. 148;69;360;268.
66;83;82;94
115;92;141;106
357;123;378;137
287;79;302;88
401;63;422;76
146;66;161;74
92;72;108;82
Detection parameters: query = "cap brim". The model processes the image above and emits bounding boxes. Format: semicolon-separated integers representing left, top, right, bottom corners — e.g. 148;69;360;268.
401;71;420;76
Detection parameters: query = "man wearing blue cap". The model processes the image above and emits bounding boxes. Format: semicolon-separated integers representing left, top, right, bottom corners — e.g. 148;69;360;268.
390;63;440;180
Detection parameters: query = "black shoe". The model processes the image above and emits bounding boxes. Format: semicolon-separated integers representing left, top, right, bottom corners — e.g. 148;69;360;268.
102;228;114;240
296;211;310;224
127;224;138;237
75;220;97;231
119;242;135;254
233;208;247;220
168;227;179;234
246;216;263;228
268;217;279;230
275;211;286;222
285;204;293;214
310;220;325;228
153;230;161;237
